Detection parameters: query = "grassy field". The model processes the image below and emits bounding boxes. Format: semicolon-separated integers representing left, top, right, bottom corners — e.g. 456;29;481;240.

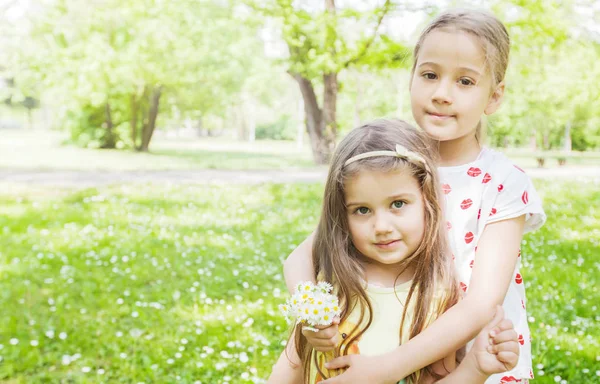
0;179;599;383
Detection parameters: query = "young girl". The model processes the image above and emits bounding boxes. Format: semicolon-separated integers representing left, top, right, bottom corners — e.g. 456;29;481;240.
283;9;546;384
269;120;521;384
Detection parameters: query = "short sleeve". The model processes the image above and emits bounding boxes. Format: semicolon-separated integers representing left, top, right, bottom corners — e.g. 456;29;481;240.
486;166;546;233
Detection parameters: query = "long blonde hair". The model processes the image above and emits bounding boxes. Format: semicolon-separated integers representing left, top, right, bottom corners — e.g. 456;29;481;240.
294;119;460;383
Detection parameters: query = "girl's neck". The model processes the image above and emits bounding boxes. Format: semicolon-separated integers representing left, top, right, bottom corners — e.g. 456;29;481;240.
437;134;481;167
363;262;414;288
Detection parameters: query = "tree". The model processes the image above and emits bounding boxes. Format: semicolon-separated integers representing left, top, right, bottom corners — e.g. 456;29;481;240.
6;0;257;151
252;0;414;164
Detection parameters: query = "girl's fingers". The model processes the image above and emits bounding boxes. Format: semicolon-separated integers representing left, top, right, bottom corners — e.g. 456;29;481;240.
493;338;519;354
302;325;338;340
487;335;520;355
496;350;519;369
490;328;518;344
309;336;339;351
493;318;515;332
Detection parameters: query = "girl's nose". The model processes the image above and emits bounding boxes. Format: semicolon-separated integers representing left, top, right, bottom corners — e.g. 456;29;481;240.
373;212;393;234
431;79;453;104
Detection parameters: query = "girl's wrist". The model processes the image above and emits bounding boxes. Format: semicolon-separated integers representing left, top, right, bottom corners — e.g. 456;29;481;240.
453;354;488;383
379;352;409;382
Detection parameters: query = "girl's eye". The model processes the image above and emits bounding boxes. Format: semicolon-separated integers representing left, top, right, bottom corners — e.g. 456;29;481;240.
459;78;475;86
391;200;405;209
422;72;437;80
355;207;370;215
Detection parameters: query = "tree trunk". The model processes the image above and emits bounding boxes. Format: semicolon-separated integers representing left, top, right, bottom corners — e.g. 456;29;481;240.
27;108;34;130
196;115;204;137
139;86;162;152
564;121;572;152
130;93;139;149
102;101;116;149
296;97;304;149
291;73;330;164
322;72;337;157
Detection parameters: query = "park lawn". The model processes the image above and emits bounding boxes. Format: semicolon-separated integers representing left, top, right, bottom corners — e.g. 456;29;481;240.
0;179;598;383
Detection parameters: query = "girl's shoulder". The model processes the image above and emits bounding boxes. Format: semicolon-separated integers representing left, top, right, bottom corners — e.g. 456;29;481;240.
438;148;529;183
480;148;532;183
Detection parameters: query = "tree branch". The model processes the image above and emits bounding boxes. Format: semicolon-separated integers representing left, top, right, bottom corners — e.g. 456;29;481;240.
342;0;392;69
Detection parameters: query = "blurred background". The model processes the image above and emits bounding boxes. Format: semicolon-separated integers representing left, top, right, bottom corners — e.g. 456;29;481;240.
0;0;599;383
1;0;599;168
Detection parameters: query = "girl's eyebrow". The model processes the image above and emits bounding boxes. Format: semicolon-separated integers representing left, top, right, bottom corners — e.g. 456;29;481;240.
346;193;417;208
417;61;482;76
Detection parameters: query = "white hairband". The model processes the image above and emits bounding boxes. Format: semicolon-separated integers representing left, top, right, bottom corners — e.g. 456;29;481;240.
344;144;430;172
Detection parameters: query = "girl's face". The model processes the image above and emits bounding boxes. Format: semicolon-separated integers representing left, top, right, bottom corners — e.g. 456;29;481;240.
410;29;504;143
344;168;425;279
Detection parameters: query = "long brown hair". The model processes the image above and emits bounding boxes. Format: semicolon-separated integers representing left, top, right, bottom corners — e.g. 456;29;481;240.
294;119;460;383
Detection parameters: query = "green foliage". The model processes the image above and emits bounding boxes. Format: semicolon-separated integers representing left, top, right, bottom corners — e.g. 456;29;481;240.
7;0;262;149
488;0;600;150
3;0;600;153
255;115;296;141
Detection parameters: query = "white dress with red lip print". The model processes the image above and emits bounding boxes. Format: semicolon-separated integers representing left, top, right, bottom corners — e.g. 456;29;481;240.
438;148;546;384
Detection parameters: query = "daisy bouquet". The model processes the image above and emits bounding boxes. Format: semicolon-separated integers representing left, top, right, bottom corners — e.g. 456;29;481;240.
279;281;344;378
279;281;341;332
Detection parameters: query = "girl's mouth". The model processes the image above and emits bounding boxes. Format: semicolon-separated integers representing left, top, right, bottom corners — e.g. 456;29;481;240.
374;240;401;249
427;112;455;120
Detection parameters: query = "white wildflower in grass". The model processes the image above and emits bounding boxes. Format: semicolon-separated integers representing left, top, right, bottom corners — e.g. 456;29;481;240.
280;281;340;332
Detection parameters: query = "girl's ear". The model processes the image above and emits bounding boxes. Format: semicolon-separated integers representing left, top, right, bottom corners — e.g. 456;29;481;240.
484;81;505;115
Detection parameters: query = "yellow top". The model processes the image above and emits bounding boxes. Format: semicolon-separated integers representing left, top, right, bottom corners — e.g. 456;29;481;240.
309;280;412;384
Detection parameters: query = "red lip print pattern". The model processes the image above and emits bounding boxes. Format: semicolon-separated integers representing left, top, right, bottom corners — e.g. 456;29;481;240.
515;273;523;284
469;260;474;268
442;184;452;194
467;167;482;177
447;221;452;230
518;334;524;345
460;282;467;292
464;232;474;244
482;173;492;183
498;184;504;192
489;208;497;216
500;376;522;383
460;199;473;210
522;190;529;204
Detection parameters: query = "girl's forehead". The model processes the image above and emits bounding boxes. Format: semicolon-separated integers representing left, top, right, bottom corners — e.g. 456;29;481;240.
417;29;487;70
343;168;421;202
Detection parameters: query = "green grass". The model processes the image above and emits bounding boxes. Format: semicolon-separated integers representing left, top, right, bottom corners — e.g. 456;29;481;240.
0;180;599;383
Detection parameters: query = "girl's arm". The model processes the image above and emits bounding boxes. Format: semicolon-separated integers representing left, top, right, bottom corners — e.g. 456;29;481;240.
322;306;520;384
284;232;341;352
436;305;519;384
284;232;316;293
267;336;304;384
375;215;526;381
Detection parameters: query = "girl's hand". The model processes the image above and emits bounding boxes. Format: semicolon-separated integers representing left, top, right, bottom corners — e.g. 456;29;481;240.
302;317;340;352
470;305;520;375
